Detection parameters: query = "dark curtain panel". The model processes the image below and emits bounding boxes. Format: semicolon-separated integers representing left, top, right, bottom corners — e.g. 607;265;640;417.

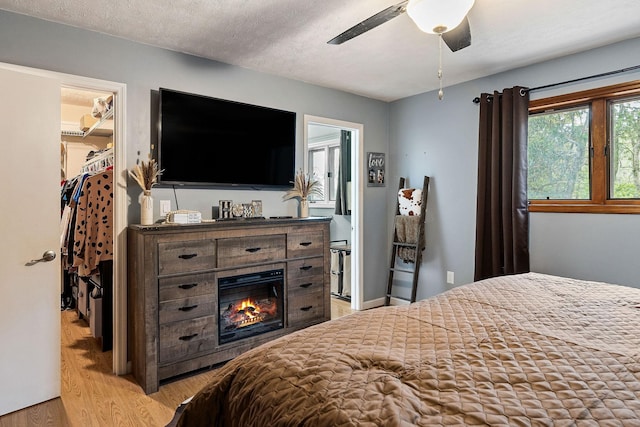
474;86;530;281
335;130;352;215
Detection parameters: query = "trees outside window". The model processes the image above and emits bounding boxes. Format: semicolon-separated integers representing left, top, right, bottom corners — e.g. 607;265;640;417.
611;98;640;199
528;81;640;213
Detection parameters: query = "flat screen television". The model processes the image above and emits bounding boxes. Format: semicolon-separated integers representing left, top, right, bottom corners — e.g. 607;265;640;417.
156;88;296;189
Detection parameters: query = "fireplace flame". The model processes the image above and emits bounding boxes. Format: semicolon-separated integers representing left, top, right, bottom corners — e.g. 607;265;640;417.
221;297;278;331
238;298;260;316
222;298;265;329
236;299;262;326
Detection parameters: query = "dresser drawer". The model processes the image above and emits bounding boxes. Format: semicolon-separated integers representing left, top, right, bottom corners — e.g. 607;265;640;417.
288;276;324;299
158;240;216;275
159;294;216;324
159;273;217;302
217;234;285;268
287;257;324;282
287;231;324;258
288;288;324;327
159;315;217;364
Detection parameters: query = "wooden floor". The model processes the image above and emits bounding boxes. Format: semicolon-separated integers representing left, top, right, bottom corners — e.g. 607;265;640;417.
0;298;354;426
330;295;354;319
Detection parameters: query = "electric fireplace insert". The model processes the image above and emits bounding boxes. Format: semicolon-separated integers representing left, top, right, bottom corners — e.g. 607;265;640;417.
218;269;285;345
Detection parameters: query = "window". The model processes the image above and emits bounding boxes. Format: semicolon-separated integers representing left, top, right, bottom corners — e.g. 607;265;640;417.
528;80;640;213
610;97;640;199
308;137;340;207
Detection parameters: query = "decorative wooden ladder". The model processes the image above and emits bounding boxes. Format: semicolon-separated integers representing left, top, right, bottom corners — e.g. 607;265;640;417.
385;176;430;306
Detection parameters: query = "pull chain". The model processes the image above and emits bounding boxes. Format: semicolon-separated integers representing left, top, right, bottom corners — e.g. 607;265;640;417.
438;33;444;100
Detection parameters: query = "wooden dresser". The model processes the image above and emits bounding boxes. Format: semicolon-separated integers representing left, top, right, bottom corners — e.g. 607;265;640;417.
127;217;331;394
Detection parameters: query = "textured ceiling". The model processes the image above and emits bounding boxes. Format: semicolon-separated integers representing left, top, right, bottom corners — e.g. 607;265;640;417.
3;0;640;101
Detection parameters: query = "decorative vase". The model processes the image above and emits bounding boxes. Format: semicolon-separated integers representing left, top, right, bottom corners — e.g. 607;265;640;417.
140;190;154;225
299;198;309;218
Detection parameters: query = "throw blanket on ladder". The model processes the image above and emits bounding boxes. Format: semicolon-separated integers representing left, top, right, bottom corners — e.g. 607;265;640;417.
394;215;424;263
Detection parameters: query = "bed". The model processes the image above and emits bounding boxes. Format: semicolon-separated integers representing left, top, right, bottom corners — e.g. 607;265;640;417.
175;272;640;426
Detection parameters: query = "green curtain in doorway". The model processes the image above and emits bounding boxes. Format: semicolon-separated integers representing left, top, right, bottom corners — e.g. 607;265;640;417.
335;130;351;215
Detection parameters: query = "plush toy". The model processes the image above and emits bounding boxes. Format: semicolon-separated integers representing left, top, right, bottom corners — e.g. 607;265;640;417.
91;95;113;118
398;188;422;216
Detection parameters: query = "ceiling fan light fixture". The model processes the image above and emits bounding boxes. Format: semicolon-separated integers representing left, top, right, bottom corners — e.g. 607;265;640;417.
406;0;475;34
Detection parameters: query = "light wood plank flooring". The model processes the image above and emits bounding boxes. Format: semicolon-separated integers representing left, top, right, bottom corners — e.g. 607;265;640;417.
0;298;354;426
331;295;354;319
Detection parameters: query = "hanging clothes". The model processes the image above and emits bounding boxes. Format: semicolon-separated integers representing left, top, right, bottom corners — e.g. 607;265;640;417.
62;174;87;269
71;169;114;276
59;162;114;347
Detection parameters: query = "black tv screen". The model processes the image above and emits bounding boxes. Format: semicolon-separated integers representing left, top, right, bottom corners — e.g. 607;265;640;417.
157;88;296;189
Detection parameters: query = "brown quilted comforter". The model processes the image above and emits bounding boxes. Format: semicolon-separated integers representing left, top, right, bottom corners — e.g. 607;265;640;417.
176;273;640;426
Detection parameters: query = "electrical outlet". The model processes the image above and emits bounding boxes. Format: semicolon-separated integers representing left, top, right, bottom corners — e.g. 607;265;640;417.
160;200;171;216
446;271;454;284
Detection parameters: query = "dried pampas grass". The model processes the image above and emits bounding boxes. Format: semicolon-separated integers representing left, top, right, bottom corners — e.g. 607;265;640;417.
283;170;323;201
129;159;162;193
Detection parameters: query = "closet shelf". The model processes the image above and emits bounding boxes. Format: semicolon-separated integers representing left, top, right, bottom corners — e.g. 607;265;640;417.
83;108;113;139
60;108;114;139
61;129;86;137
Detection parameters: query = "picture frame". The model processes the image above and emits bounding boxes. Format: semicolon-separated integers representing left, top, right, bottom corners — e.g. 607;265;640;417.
219;200;232;218
367;152;385;187
252;200;263;218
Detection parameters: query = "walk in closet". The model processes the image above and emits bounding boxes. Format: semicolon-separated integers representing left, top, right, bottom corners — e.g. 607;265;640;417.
59;87;115;351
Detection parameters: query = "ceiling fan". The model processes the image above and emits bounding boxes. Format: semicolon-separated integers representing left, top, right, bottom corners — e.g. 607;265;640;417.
327;0;474;52
327;0;476;100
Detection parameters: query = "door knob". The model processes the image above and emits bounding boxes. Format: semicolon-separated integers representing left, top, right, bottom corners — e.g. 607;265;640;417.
25;250;57;266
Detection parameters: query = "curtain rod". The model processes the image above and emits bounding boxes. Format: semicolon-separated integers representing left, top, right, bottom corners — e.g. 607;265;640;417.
472;64;640;104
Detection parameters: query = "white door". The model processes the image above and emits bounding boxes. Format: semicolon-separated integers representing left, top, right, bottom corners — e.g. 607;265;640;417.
0;67;61;415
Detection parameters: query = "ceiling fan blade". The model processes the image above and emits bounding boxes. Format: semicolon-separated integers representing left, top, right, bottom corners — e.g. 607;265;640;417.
327;0;409;45
441;16;471;52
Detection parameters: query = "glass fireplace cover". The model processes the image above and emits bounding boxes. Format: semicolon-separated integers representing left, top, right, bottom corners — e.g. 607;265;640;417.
218;269;285;344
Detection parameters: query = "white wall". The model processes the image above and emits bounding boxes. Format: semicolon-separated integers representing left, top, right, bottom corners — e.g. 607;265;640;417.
391;37;640;298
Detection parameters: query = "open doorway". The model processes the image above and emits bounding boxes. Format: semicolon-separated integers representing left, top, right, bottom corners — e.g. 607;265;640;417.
304;115;363;311
57;74;127;376
60;86;115;357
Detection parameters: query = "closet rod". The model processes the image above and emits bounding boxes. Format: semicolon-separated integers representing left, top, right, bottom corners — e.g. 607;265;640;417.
81;147;114;174
472;64;640;104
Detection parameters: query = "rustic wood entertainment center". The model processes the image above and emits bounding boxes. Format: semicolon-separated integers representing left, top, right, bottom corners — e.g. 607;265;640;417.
127;217;331;394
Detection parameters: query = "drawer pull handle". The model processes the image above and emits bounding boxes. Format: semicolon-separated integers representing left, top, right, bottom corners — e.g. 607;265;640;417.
300;306;313;311
300;283;313;288
178;283;198;290
179;305;198;312
178;253;198;260
299;242;312;247
178;333;198;341
245;247;261;253
300;265;313;271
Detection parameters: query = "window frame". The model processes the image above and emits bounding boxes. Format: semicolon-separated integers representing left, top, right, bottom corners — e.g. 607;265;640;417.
528;80;640;214
307;137;340;208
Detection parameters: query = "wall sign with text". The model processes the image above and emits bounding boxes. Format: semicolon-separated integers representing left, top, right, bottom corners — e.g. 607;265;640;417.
367;152;385;187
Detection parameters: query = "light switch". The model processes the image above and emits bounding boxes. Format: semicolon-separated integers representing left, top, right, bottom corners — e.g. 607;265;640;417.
160;200;171;216
446;271;454;284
